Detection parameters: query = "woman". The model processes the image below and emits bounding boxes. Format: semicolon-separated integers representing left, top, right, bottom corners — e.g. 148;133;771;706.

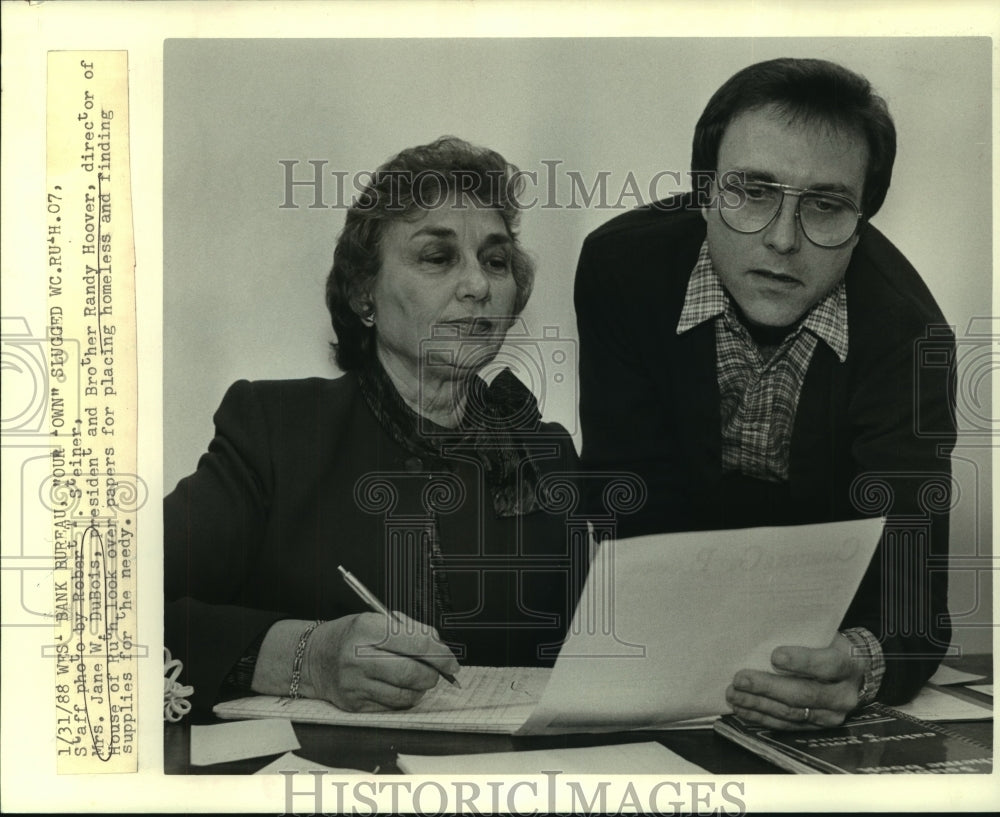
165;137;581;716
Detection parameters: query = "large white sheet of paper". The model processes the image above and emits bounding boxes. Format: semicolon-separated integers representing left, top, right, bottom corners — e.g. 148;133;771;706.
520;517;883;734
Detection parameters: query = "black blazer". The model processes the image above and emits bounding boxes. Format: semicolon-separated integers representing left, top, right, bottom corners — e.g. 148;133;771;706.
165;375;582;714
575;195;956;704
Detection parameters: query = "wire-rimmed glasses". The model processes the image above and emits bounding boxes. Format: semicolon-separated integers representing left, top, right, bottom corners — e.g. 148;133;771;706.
718;180;863;248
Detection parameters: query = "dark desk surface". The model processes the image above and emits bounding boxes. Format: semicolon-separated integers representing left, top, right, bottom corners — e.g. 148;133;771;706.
165;654;993;775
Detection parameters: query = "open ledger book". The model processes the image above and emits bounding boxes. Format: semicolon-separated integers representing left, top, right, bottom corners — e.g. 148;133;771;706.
215;517;882;735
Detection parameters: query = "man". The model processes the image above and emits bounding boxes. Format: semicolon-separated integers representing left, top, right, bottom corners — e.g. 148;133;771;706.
575;58;955;729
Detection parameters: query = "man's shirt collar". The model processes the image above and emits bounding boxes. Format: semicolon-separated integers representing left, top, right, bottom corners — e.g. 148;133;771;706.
676;239;849;362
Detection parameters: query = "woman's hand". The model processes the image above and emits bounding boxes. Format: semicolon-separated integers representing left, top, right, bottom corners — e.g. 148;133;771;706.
300;613;460;712
724;634;866;730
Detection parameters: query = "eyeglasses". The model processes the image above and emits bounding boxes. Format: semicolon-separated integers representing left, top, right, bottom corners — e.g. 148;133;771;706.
717;180;863;248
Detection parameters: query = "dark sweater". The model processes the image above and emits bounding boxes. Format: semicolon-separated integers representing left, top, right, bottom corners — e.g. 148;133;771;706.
165;374;582;714
575;195;956;704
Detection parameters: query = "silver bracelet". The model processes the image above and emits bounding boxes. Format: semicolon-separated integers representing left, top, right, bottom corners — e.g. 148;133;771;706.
289;620;323;699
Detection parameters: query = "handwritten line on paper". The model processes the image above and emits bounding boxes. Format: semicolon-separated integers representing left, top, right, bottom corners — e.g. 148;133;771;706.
190;719;300;766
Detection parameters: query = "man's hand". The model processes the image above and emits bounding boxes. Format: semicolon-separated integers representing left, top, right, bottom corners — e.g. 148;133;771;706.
725;634;866;730
301;613;460;712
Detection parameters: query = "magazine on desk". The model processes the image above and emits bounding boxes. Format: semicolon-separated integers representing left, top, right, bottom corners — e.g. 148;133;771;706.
714;703;992;774
215;518;882;735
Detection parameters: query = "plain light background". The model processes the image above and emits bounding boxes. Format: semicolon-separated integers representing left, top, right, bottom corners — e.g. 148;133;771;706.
164;37;992;653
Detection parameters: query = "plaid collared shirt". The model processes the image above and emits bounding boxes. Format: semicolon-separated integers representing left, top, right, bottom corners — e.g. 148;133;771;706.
676;240;849;483
676;241;883;702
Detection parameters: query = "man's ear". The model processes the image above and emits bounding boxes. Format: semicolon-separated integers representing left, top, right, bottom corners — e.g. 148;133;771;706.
700;180;714;223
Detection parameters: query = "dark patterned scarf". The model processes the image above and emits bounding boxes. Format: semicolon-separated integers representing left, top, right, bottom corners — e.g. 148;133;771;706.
356;359;547;635
356;359;545;517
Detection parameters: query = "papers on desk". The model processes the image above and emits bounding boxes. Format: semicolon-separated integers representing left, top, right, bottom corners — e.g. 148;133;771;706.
190;719;299;766
929;664;987;686
216;666;548;733
215;517;882;735
255;752;366;775
894;685;993;722
966;684;993;697
397;741;706;775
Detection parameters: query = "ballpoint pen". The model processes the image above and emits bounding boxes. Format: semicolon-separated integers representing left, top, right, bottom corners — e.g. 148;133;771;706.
337;565;461;688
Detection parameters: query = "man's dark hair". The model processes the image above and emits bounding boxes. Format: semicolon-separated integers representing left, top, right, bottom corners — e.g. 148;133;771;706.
691;57;897;220
326;136;534;371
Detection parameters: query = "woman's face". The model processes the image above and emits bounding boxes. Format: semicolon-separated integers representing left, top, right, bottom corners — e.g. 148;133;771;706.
370;196;519;387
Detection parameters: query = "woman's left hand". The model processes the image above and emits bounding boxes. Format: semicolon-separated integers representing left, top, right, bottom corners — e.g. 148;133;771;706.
724;634;865;730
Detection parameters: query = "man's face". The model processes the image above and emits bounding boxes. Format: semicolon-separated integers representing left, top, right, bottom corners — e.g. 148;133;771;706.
703;104;868;328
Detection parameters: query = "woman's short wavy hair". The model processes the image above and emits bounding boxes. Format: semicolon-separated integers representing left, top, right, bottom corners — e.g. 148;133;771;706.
691;58;897;221
326;136;535;371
